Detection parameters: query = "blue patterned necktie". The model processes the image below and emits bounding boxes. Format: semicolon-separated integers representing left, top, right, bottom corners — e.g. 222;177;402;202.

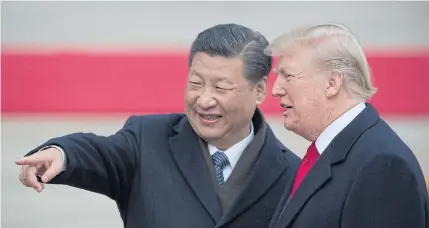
211;151;230;186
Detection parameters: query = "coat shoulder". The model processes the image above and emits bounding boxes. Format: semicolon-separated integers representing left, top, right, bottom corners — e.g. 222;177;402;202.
353;118;417;165
125;113;186;136
277;139;301;167
129;113;185;125
265;126;302;167
264;124;302;166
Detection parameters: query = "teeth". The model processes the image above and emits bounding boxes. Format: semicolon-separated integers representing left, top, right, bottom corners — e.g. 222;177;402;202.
201;115;221;120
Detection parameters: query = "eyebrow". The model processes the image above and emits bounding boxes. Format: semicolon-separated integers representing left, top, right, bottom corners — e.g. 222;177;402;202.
216;76;234;84
190;69;202;77
275;67;289;75
190;69;234;84
277;66;304;76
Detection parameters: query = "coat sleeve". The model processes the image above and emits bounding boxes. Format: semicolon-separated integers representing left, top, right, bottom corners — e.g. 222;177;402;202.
341;153;427;228
26;115;141;201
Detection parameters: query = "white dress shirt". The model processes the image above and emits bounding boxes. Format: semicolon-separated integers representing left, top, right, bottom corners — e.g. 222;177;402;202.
208;122;254;181
315;102;366;154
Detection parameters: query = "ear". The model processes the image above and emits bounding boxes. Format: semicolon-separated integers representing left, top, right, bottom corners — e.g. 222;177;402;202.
255;76;268;105
326;71;343;98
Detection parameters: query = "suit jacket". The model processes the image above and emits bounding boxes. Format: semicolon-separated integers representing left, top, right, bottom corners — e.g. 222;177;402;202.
269;103;429;228
27;109;301;228
198;114;269;215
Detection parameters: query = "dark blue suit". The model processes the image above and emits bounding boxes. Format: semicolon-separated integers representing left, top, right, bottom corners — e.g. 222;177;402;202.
27;110;301;228
270;103;429;228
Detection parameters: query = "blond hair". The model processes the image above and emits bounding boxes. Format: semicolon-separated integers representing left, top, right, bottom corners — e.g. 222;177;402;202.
265;23;377;100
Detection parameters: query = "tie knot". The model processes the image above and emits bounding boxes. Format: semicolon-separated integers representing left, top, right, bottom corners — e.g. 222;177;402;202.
212;151;230;169
306;142;320;160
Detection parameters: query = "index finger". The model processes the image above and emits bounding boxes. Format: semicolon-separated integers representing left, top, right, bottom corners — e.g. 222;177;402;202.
15;153;47;166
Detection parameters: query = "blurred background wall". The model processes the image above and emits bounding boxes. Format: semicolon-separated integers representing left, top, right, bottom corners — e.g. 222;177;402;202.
2;2;429;228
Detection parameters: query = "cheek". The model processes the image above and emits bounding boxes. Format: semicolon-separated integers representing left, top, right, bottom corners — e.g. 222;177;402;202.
304;88;320;105
237;95;257;117
185;91;198;105
217;94;251;116
215;96;232;112
291;87;321;113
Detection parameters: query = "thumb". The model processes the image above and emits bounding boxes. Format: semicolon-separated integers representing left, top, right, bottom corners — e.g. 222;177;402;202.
41;159;63;183
15;153;47;166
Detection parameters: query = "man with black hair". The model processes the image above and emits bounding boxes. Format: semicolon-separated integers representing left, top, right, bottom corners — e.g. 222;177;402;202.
16;23;300;228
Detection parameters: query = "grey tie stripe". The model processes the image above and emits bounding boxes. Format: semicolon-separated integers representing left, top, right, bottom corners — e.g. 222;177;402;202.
211;151;230;186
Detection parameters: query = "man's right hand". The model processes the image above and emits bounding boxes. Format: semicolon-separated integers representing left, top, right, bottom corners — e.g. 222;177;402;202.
15;147;64;192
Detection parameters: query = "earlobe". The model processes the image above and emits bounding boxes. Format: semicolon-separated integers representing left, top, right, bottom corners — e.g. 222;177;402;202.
256;76;268;105
256;93;266;105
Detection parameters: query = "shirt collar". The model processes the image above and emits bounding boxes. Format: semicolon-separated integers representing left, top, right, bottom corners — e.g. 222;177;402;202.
208;122;254;168
315;102;366;154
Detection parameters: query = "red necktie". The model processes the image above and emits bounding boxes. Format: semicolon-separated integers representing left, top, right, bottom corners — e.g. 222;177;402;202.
289;142;320;197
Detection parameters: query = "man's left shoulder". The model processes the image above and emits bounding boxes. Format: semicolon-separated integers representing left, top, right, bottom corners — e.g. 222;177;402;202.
353;119;425;182
264;125;301;164
277;140;301;162
357;118;415;160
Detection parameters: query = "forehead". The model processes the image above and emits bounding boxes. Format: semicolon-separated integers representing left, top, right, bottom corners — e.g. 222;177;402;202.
190;52;244;80
275;46;313;74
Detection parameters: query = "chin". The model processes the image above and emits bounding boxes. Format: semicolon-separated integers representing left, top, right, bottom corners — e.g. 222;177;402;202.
283;120;296;132
196;128;225;141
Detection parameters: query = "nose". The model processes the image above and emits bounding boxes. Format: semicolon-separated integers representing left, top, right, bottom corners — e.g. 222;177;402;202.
272;77;286;97
196;89;217;109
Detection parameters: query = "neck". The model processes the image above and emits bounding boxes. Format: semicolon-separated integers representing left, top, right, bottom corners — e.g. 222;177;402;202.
209;122;252;151
306;98;363;142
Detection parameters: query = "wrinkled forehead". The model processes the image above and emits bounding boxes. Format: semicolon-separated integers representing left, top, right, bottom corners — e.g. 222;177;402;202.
190;53;245;81
274;46;314;75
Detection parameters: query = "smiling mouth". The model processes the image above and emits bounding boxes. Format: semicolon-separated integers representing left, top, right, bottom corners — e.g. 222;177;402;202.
199;114;222;121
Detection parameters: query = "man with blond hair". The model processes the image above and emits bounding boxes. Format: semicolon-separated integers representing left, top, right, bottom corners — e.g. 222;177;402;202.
266;23;429;228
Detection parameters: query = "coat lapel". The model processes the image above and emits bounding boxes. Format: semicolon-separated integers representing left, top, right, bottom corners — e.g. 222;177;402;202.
274;103;380;228
274;153;332;228
216;126;289;227
169;117;222;222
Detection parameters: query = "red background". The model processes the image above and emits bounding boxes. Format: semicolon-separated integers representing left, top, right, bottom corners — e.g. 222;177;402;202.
2;50;428;116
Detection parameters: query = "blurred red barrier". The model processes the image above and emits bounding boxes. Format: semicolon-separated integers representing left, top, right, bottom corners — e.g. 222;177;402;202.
1;50;428;116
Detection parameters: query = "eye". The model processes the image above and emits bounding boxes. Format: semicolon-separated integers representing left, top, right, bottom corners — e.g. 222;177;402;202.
278;69;293;79
216;86;233;91
190;81;202;86
281;73;294;81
